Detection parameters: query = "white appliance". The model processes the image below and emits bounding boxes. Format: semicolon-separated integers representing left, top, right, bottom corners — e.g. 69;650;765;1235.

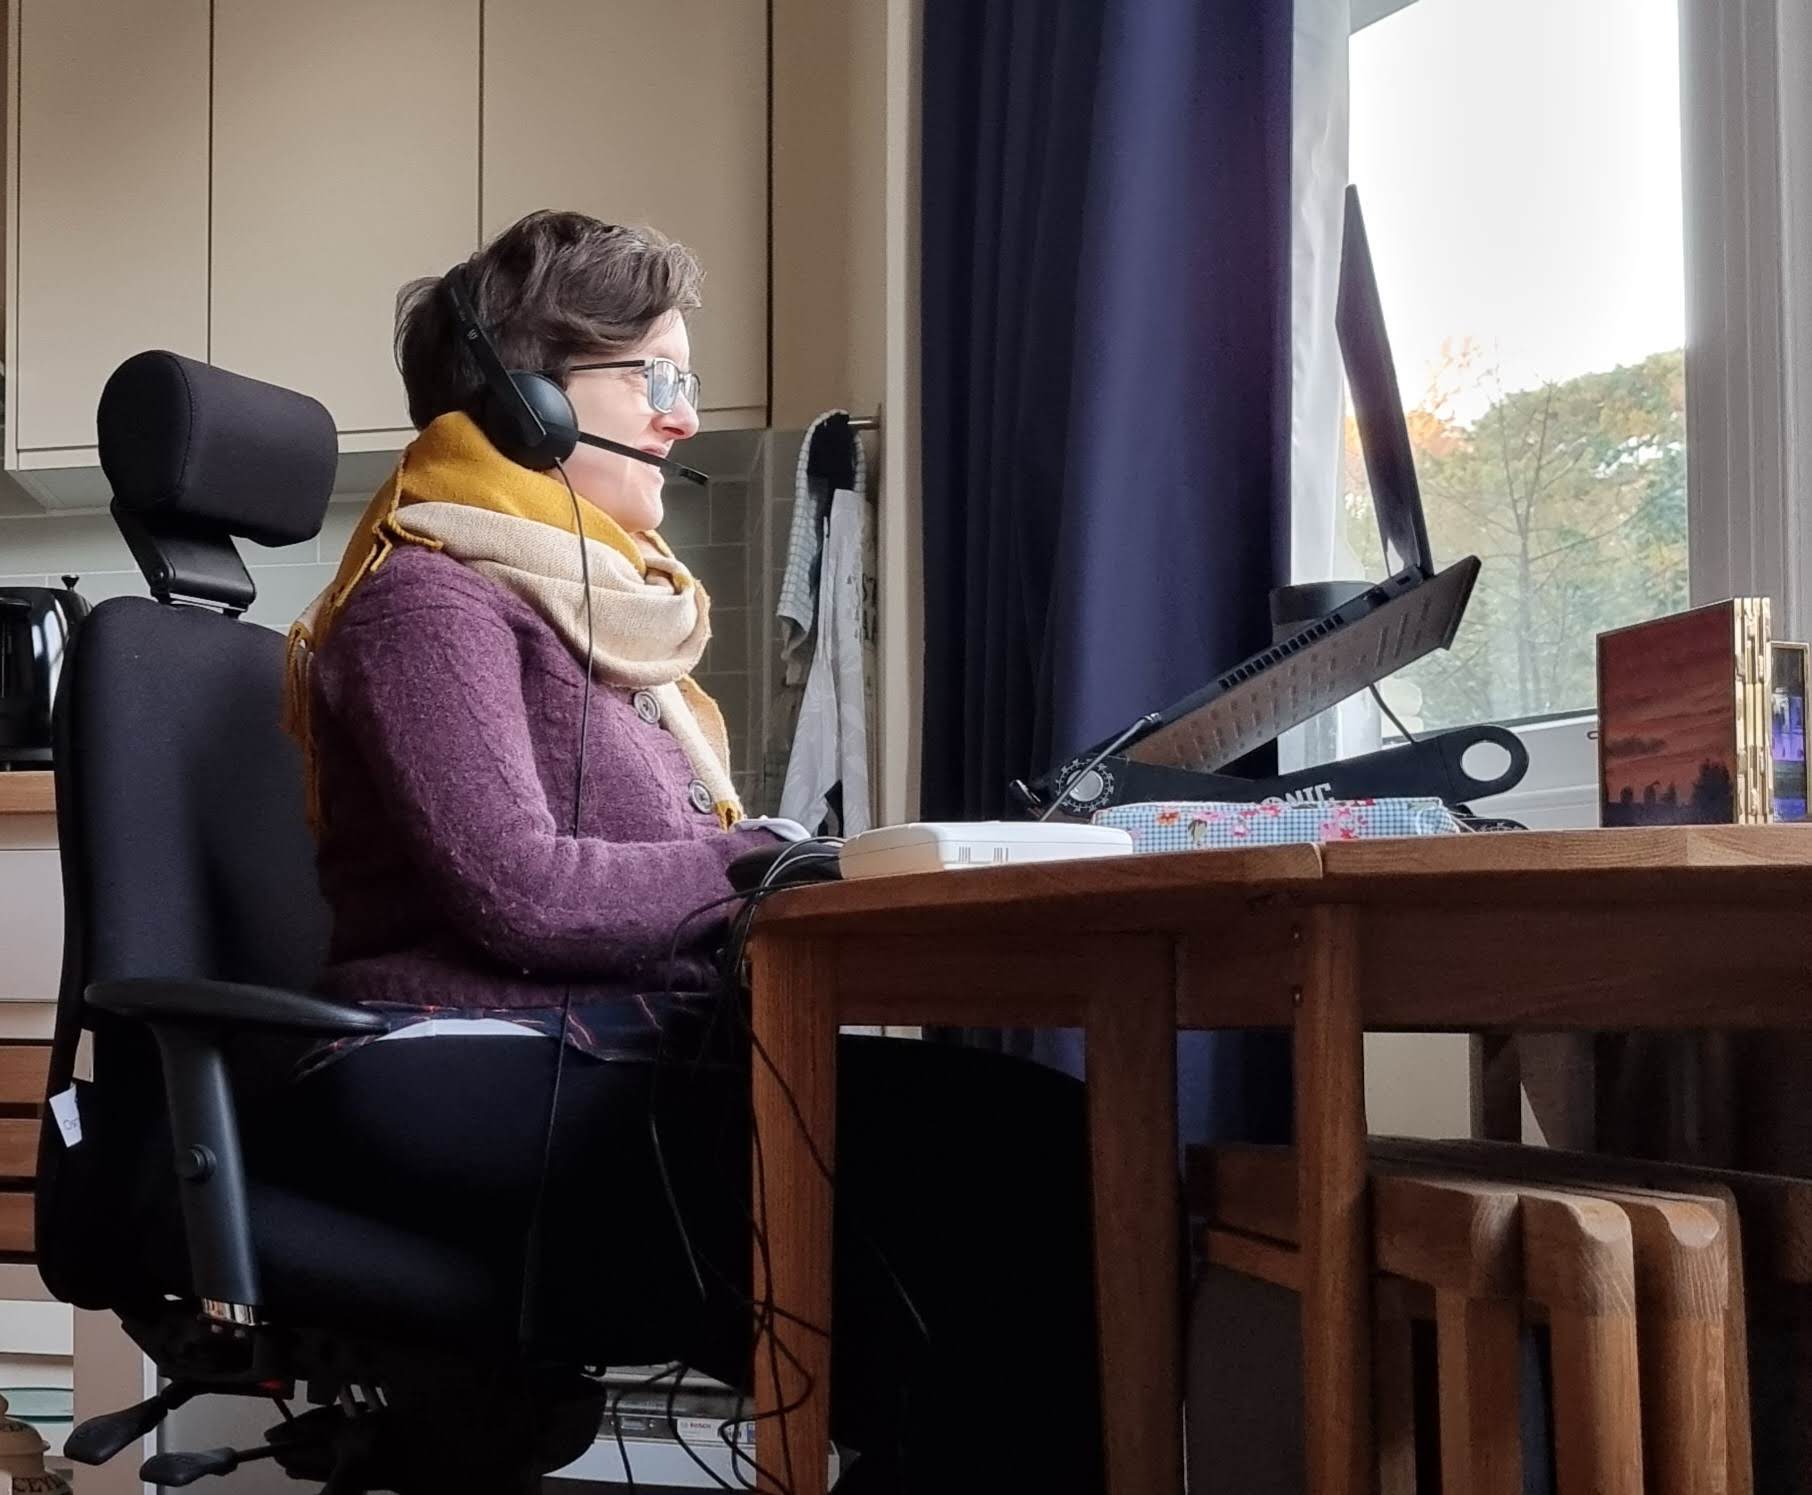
838;821;1135;879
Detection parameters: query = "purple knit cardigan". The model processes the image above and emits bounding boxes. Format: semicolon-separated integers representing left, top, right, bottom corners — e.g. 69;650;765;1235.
306;544;770;1049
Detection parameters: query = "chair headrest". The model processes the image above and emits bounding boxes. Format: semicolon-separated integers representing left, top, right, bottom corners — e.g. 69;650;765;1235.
97;351;337;548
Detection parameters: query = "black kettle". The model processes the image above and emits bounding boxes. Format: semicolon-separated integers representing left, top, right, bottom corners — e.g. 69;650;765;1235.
0;575;90;768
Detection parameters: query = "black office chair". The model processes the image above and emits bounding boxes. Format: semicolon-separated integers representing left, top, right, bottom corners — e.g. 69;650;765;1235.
36;352;609;1493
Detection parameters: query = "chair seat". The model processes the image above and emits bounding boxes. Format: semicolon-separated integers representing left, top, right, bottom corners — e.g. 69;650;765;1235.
249;1184;508;1348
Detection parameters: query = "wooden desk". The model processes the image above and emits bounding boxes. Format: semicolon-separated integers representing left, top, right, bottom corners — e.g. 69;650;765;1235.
745;825;1812;1495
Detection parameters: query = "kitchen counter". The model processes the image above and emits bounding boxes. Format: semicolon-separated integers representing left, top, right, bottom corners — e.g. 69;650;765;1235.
0;774;54;815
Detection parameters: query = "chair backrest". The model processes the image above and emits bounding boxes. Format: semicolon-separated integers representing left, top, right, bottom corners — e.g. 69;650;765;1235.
35;352;338;1310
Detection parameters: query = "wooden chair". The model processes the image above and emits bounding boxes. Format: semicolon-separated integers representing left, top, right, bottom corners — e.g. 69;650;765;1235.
1378;1135;1812;1495
1192;1224;1434;1495
1190;1146;1646;1494
1383;1152;1730;1495
1371;1276;1425;1495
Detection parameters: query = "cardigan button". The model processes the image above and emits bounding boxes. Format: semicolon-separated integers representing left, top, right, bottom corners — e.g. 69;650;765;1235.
632;690;662;725
688;780;716;815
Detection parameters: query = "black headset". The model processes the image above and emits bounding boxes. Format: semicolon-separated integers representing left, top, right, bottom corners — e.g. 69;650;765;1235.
439;264;708;484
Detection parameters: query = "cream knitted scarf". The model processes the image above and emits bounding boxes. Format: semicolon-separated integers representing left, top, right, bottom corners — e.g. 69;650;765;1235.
285;411;741;828
394;501;740;820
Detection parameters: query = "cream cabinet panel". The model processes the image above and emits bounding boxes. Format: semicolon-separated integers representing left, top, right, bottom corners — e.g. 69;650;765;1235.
13;1;211;453
482;0;768;417
210;0;481;436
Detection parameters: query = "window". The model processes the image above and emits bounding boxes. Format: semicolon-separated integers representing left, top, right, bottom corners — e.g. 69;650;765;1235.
1343;0;1688;733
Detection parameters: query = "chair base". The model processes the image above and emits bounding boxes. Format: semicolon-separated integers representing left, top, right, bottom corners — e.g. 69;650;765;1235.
260;1376;607;1494
74;1304;609;1493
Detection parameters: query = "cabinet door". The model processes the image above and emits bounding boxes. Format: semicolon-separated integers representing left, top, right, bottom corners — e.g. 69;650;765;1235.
211;0;481;438
482;1;768;422
14;1;210;453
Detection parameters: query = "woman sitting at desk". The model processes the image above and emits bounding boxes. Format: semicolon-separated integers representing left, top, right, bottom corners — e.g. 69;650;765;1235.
279;210;1104;1494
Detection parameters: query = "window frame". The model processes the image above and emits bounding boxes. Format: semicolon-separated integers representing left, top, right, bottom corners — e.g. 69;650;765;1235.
1354;0;1812;649
1679;0;1812;639
1351;0;1811;819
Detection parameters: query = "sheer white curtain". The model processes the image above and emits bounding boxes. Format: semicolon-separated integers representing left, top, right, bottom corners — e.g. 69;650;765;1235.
1283;0;1381;772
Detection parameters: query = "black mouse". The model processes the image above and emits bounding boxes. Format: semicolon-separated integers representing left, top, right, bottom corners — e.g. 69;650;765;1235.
727;837;844;893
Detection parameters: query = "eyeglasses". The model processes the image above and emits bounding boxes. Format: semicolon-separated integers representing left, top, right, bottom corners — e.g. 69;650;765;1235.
567;358;702;415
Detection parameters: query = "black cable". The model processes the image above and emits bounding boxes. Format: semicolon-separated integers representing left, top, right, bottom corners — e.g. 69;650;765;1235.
663;1362;737;1491
733;976;929;1343
720;1387;754;1490
640;847;937;1490
649;859;843;1281
599;1359;765;1493
605;1359;749;1493
1369;681;1417;743
562;474;599;829
1037;711;1162;820
706;874;934;1495
646;872;839;1495
644;964;851;1493
611;846;847;1492
644;865;865;1493
726;892;933;1495
711;878;933;1328
605;1361;687;1493
647;887;773;1307
608;1365;661;1493
610;1397;636;1494
515;458;593;1349
473;452;843;1487
748;1079;800;1494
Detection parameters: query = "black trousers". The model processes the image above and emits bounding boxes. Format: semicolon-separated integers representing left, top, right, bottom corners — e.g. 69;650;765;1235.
278;1033;1105;1494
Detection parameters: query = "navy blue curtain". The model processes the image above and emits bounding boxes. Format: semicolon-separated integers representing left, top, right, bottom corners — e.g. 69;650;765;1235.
919;0;1295;1145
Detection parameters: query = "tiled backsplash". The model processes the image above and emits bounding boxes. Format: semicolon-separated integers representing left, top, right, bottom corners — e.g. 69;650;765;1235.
0;424;835;814
671;424;844;817
753;429;811;815
0;507;343;633
661;429;764;808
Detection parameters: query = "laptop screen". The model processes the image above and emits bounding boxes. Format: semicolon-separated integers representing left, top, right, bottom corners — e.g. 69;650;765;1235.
1337;186;1434;579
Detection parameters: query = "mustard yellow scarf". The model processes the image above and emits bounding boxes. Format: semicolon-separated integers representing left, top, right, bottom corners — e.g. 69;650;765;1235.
284;412;740;828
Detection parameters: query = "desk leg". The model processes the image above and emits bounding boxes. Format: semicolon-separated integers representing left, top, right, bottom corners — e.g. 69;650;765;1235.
1296;906;1372;1495
1086;940;1183;1495
749;935;838;1495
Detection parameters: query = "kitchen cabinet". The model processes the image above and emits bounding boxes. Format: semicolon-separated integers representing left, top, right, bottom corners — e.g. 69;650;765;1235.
209;0;481;445
481;0;770;426
3;0;787;506
770;0;887;428
8;0;211;460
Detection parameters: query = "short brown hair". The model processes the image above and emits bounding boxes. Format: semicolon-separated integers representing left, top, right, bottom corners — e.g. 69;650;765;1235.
394;210;704;430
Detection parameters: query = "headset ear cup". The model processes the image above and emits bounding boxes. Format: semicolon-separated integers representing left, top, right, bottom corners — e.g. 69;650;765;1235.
473;386;530;467
509;372;580;468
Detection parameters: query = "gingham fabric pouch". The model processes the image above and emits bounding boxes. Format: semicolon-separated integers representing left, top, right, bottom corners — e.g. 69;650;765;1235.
1092;797;1461;852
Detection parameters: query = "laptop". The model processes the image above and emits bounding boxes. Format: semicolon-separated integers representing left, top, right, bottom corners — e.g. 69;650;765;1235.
1041;187;1480;789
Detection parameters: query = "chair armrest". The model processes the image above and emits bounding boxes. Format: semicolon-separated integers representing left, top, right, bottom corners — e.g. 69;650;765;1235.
81;979;381;1321
85;977;386;1036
